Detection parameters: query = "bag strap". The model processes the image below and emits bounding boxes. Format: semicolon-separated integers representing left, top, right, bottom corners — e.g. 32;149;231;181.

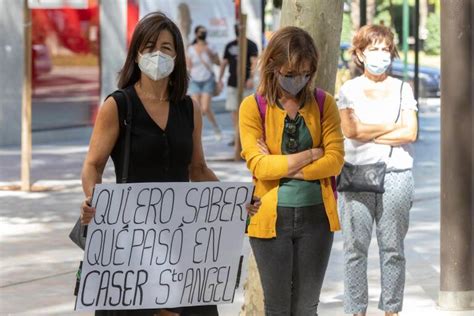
315;88;326;119
78;89;132;245
395;81;404;122
196;46;214;74
254;93;268;139
116;89;133;183
314;88;338;198
388;81;404;158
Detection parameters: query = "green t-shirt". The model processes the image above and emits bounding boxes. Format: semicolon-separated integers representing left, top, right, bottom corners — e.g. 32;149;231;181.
278;112;323;207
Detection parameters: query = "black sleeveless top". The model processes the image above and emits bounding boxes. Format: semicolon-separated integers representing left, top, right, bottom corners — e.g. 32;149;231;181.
109;86;194;183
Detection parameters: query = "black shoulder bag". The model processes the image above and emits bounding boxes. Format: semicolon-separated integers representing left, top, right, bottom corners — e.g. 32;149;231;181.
68;89;133;249
336;82;404;194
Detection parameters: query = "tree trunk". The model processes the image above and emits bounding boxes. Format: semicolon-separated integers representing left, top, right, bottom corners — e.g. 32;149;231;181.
280;0;344;94
240;251;264;315
351;0;360;31
367;0;376;25
351;0;376;31
419;0;429;40
241;2;344;315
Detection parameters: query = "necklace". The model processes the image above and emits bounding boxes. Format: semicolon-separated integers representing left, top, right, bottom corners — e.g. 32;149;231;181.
135;82;169;101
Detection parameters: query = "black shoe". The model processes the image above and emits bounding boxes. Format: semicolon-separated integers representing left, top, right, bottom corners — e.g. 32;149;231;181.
227;140;235;146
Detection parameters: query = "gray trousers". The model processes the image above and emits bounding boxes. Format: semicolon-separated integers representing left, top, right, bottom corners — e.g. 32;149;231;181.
339;170;414;314
250;204;334;316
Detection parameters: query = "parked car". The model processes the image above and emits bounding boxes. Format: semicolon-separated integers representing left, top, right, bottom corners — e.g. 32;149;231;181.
339;43;440;98
389;60;440;98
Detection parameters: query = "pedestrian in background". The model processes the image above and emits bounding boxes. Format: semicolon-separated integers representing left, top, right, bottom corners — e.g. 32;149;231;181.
80;11;219;316
186;25;222;140
218;23;258;146
239;26;344;316
337;25;418;316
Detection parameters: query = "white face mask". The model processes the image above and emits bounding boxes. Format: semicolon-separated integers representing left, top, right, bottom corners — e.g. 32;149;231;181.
363;50;392;75
138;51;175;81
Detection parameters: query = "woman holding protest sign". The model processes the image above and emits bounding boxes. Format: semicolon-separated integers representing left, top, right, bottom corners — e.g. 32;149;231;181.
80;11;219;316
239;26;344;315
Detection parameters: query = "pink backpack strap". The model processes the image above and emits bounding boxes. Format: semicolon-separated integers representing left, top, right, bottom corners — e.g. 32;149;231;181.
254;93;267;139
314;88;326;119
314;88;338;199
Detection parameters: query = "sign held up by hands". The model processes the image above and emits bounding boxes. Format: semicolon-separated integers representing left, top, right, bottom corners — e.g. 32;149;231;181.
76;181;253;311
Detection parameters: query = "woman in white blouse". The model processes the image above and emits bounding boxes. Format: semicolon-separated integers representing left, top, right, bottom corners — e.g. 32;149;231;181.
186;25;222;140
337;25;418;316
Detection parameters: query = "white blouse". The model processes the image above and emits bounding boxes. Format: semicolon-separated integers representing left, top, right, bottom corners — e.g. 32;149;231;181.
337;76;418;171
187;44;216;82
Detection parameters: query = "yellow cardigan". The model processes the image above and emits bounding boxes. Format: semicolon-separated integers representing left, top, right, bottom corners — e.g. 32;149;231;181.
239;92;345;238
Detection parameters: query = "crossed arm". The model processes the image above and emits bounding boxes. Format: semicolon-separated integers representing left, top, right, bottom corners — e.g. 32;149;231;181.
339;108;418;146
239;95;344;182
255;138;324;180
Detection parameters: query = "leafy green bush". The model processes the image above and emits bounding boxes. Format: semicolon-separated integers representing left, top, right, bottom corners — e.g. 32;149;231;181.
424;13;440;55
373;10;392;27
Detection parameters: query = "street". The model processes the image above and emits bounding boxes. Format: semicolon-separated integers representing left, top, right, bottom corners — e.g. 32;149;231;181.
32;66;99;131
0;100;471;315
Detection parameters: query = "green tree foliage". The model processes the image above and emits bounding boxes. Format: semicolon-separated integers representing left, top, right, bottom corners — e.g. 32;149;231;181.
424;13;440;55
341;12;353;44
374;10;392;27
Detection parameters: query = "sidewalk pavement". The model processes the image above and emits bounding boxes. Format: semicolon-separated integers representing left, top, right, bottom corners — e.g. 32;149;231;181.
0;110;472;315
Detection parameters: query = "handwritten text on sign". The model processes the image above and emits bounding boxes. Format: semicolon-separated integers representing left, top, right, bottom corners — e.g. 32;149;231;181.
76;182;253;311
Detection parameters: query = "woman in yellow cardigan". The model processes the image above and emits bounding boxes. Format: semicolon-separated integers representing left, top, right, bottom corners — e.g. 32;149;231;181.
239;26;344;316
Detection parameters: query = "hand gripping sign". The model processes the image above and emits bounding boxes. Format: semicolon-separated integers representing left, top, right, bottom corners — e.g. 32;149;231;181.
76;181;254;311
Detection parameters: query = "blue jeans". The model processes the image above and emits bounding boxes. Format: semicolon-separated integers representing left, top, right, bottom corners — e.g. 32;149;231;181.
250;204;334;316
188;76;215;95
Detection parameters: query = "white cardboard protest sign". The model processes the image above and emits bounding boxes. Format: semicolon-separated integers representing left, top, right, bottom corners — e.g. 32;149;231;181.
76;182;253;311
